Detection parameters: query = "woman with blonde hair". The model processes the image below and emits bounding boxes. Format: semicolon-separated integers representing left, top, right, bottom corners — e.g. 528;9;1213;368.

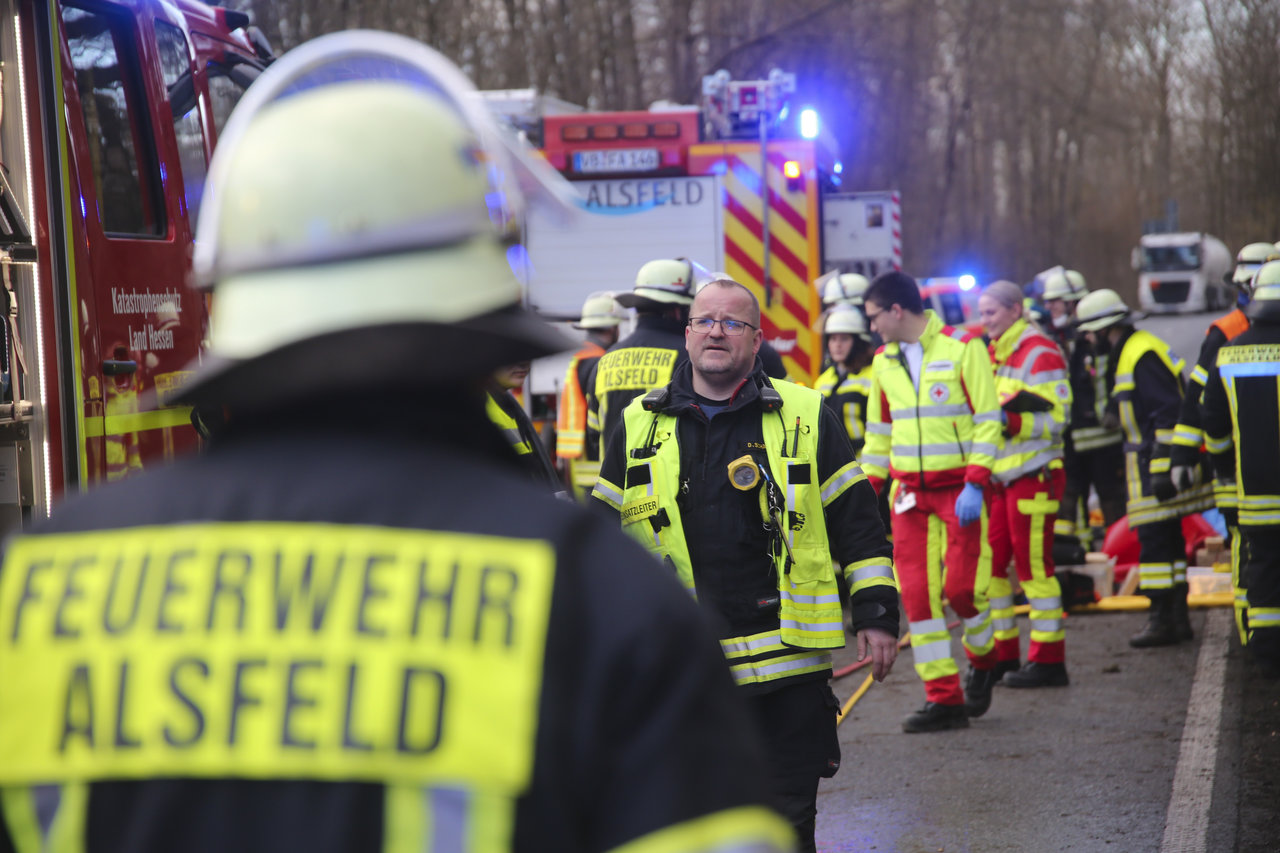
977;280;1072;688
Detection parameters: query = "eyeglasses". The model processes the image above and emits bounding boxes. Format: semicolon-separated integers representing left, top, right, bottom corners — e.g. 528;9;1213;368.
688;317;756;336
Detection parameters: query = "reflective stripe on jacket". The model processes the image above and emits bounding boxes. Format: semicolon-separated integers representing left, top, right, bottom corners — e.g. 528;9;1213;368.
487;392;532;455
816;364;872;455
990;319;1070;483
1168;309;1249;454
1203;329;1280;526
605;379;889;654
863;310;1002;489
587;316;688;459
556;341;605;461
1112;329;1211;524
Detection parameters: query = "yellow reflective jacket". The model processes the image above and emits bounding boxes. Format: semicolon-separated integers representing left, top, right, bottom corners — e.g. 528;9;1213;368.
989;319;1071;483
863;311;1002;490
605;379;891;652
1111;328;1212;524
816;364;873;455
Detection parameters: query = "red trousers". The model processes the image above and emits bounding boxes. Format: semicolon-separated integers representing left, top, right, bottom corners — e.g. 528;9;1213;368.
988;468;1066;665
891;481;996;705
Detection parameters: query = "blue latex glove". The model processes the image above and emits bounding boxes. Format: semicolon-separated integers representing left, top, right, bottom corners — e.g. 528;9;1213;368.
955;482;984;527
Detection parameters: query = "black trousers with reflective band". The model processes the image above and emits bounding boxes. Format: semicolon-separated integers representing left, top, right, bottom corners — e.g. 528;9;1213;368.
1242;526;1280;663
743;678;841;853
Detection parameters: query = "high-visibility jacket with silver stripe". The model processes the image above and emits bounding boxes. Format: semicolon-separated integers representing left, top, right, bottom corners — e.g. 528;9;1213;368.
816;363;873;455
555;340;605;461
1202;325;1280;527
1111;329;1212;525
990;319;1070;483
595;378;895;682
1167;309;1249;464
863;310;1002;490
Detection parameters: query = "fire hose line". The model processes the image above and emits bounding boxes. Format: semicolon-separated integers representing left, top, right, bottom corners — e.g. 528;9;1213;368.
832;593;1233;725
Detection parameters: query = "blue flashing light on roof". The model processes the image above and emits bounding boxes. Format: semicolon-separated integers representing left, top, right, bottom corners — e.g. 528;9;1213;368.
833;160;843;174
958;274;977;291
799;108;819;140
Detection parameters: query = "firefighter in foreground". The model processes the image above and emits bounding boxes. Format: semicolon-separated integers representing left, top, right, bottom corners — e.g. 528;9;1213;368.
977;281;1071;688
861;272;1004;732
555;291;623;499
1075;289;1197;647
1167;242;1277;642
1204;259;1280;677
587;258;695;457
592;279;899;853
1041;270;1126;552
0;33;796;853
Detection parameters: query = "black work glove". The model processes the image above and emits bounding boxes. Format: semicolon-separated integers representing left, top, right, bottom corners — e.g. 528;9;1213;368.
1151;471;1178;503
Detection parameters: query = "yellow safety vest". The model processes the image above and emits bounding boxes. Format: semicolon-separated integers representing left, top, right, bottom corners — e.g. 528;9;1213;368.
615;380;854;650
990;319;1070;483
863;310;1002;487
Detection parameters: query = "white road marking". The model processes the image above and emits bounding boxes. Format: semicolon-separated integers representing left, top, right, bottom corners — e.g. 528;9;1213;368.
1161;607;1232;853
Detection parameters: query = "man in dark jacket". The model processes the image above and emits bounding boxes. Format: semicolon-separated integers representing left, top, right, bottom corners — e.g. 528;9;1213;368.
1203;259;1280;676
1075;289;1197;647
0;33;795;853
593;278;899;853
586;258;696;458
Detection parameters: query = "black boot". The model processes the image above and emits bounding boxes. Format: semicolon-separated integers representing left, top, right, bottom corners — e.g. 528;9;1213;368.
962;666;997;718
993;658;1021;682
902;701;970;733
1002;661;1070;688
1130;592;1178;648
1172;583;1193;641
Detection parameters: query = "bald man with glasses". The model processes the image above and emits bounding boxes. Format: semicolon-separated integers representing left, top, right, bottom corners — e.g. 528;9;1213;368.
593;278;899;853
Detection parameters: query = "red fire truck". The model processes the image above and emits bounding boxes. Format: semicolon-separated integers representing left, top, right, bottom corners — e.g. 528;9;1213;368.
0;0;269;535
521;72;844;393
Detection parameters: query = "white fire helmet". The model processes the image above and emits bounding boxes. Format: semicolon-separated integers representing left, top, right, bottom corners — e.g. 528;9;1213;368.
176;30;575;409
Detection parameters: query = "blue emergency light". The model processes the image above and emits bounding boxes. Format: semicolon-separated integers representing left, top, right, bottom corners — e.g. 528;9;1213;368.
799;108;820;140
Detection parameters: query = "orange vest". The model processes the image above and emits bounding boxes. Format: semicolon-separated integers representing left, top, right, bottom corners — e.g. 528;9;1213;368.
556;341;606;460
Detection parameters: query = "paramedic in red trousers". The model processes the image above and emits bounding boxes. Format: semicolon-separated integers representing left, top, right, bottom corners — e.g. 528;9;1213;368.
861;271;1004;732
555;291;623;499
592;279;899;853
0;33;798;853
978;281;1071;688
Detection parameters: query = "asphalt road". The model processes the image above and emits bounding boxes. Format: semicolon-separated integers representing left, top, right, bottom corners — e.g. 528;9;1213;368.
817;603;1278;853
813;308;1278;853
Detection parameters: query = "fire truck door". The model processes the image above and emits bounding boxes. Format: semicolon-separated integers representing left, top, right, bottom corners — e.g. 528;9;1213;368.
59;2;205;482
